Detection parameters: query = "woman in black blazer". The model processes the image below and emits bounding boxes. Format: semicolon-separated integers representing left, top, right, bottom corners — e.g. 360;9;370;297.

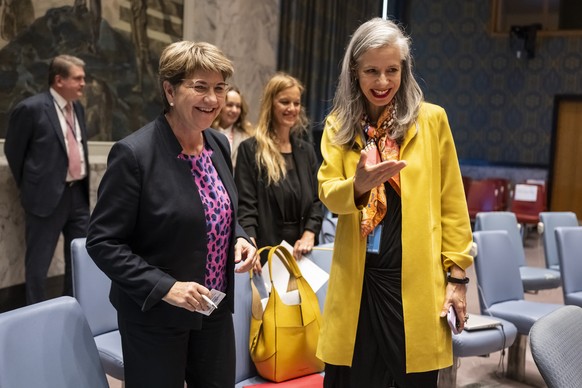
86;41;257;388
235;73;323;266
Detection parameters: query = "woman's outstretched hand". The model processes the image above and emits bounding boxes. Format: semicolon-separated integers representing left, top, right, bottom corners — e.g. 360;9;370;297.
353;149;407;199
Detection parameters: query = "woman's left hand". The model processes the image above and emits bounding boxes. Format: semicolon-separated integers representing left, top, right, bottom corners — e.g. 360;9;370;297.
293;231;315;261
441;281;469;332
234;237;258;273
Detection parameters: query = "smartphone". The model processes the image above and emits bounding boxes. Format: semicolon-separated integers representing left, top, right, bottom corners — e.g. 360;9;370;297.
447;305;461;335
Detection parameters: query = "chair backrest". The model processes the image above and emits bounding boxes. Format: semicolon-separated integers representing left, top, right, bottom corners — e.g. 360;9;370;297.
233;270;258;383
529;305;582;388
466;179;500;219
474;212;526;266
510;183;546;224
0;296;109;388
308;243;333;313
539;212;579;269
71;237;118;336
472;231;524;314
462;176;472;200
555;226;582;302
319;209;338;244
488;177;510;211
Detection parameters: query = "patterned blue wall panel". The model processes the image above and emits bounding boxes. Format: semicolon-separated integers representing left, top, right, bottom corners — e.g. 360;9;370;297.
409;0;582;166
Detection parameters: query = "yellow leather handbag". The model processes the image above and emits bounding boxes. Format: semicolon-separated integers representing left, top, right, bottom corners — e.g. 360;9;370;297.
249;245;324;382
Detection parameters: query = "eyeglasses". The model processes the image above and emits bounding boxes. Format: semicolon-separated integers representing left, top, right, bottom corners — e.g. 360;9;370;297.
181;79;229;97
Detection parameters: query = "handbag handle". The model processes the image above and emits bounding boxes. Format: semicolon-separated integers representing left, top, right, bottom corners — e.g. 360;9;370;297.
250;245;321;324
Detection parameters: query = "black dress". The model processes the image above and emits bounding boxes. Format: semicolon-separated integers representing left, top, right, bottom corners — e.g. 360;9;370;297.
256;152;302;263
278;152;302;244
324;184;438;388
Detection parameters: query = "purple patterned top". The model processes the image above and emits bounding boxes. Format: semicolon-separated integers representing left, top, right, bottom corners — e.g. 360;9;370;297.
178;144;232;292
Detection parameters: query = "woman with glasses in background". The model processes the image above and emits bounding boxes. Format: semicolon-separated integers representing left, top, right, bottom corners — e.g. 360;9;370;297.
86;41;257;388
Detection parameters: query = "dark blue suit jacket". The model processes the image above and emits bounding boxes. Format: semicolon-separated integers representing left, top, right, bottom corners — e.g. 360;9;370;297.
87;115;248;328
4;91;90;216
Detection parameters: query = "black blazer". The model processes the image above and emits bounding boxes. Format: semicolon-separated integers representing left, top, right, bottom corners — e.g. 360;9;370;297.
4;91;90;216
86;115;248;328
234;136;323;249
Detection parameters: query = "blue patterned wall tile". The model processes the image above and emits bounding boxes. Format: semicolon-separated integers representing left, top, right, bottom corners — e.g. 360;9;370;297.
410;0;582;166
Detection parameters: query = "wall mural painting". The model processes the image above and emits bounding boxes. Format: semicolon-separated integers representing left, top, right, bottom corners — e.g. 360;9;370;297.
0;0;183;141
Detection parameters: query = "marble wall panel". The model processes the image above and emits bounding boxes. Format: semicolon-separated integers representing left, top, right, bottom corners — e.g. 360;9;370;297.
184;0;280;124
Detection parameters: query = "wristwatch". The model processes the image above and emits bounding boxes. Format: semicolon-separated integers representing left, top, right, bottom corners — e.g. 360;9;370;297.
447;274;470;284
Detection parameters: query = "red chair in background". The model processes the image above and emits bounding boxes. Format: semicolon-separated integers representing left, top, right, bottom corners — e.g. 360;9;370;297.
488;178;510;211
462;176;473;201
466;179;500;220
511;183;546;226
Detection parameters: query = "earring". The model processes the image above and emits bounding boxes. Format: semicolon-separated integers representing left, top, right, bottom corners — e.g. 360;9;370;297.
169;102;174;107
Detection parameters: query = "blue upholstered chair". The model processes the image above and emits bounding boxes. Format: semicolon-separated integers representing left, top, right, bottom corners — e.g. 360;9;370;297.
529;305;582;388
319;208;338;244
310;243;334;311
452;319;517;358
233;269;260;386
439;316;518;387
555;226;582;307
0;296;109;388
71;238;124;382
474;212;561;292
538;211;579;271
472;230;563;382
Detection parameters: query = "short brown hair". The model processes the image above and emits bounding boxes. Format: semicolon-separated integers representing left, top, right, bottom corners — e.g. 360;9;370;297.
48;55;85;86
158;41;234;112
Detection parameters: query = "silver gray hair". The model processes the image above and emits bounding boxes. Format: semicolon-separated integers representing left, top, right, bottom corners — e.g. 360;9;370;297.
331;17;423;148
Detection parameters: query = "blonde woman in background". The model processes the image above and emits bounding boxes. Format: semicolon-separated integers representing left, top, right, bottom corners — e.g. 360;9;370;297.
212;85;253;168
235;72;322;265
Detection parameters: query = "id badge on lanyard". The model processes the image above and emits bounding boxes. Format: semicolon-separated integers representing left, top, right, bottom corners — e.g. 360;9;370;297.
366;223;383;254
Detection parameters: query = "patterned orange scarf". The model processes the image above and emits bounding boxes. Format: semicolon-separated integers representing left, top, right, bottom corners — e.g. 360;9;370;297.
360;102;401;237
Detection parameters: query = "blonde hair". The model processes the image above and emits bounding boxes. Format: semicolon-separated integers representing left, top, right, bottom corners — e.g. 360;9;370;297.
158;41;234;112
332;18;423;148
255;72;308;185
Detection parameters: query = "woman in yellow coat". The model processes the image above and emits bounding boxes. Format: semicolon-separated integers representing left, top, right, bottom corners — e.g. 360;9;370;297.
317;18;473;387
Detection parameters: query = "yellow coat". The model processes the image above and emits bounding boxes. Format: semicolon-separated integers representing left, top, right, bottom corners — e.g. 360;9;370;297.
316;102;473;373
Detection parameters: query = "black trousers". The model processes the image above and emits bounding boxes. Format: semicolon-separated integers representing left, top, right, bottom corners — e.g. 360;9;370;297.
118;304;236;388
24;182;89;304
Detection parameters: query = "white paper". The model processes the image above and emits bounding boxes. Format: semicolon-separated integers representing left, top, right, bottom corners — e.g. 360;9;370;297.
195;289;226;316
513;184;538;202
262;240;330;296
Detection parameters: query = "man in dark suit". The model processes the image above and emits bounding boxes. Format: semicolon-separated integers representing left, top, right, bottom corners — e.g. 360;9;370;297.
4;54;90;304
